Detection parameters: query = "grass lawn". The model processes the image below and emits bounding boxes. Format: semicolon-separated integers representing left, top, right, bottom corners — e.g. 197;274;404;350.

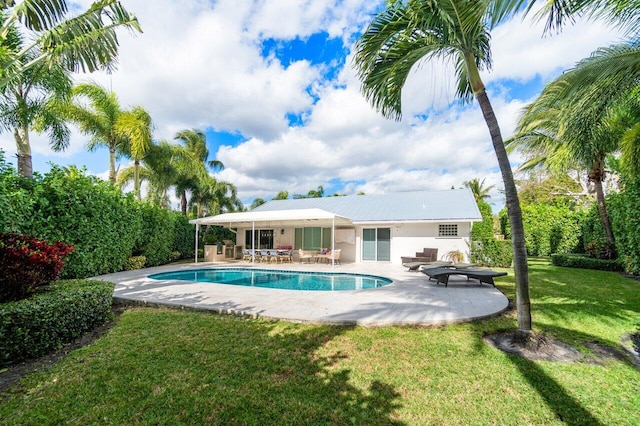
1;258;639;425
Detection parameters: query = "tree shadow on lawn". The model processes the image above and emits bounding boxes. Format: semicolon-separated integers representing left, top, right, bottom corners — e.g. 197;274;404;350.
1;306;405;425
463;261;640;426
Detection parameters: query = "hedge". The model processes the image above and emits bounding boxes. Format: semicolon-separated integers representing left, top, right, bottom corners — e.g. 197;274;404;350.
551;253;623;272
0;280;115;366
0;160;196;278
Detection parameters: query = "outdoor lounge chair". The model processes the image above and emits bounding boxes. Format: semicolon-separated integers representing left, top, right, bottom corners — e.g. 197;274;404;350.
298;249;314;264
420;267;507;287
402;260;452;271
316;249;341;265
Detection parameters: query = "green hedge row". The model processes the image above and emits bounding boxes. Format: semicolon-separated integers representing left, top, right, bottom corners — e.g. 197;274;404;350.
551;253;623;272
0;156;195;278
0;280;114;366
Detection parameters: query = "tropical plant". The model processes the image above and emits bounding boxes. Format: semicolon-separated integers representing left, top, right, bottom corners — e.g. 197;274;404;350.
0;18;72;178
463;178;495;202
115;106;153;199
251;198;266;209
273;191;289;200
353;0;532;333
174;129;225;215
508;45;640;256
62;82;129;183
0;0;141;90
117;140;186;208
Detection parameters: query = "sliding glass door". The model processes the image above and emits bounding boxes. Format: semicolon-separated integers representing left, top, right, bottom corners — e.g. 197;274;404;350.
362;228;390;261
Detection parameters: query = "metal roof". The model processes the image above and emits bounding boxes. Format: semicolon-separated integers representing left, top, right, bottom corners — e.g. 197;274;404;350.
252;188;482;222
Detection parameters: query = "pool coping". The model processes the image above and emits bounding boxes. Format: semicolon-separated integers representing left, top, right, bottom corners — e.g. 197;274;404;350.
94;261;510;327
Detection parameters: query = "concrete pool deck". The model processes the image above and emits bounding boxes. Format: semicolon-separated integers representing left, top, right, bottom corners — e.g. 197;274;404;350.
94;261;510;326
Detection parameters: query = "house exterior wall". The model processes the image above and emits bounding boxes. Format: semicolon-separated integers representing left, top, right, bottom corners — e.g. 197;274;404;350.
353;222;473;264
234;221;472;264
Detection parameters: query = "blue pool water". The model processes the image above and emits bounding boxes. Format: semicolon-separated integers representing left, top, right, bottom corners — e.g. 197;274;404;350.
148;268;392;291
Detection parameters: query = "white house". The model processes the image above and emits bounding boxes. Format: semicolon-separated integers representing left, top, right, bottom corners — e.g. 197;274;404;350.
190;188;482;264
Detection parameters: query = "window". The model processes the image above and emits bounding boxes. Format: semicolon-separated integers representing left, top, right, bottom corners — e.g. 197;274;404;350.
362;228;391;261
294;227;332;250
438;224;458;237
245;229;274;249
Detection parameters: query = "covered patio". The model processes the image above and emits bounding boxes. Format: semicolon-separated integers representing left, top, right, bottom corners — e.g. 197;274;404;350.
189;208;353;266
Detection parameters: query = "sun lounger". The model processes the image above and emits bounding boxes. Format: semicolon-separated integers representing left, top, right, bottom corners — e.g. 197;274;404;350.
421;267;507;287
403;260;452;271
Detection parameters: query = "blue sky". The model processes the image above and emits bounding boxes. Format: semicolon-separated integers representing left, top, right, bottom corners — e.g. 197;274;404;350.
0;0;623;210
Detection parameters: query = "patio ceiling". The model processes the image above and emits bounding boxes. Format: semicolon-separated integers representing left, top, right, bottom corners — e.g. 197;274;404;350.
189;208;353;228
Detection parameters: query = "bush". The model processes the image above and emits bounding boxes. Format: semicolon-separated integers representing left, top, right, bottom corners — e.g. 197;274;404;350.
470;239;513;268
124;255;147;271
471;200;494;242
133;203;174;266
5;166;142;278
0;233;74;302
172;214;195;259
551;253;623;271
0;279;114;366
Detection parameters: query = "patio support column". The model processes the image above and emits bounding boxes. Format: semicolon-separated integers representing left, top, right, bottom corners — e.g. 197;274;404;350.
251;221;255;264
194;223;199;264
331;217;335;268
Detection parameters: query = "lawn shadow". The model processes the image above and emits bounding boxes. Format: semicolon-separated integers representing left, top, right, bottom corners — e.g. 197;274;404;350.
462;258;640;426
0;306;405;425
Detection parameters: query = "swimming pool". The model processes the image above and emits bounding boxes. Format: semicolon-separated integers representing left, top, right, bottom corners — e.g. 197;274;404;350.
148;268;393;291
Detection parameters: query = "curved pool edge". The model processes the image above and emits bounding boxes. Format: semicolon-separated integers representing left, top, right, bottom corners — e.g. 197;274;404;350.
95;261;510;327
147;267;393;292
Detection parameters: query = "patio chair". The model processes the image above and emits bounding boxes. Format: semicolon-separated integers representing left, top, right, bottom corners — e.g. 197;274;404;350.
242;249;252;262
298;249;314;264
315;249;341;265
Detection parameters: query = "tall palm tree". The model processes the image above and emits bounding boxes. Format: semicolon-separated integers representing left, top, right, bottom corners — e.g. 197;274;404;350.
62;82;128;183
115;106;153;199
174;129;225;215
0;20;72;178
354;0;531;333
0;0;141;90
463;178;495;202
509;43;640;255
116;140;185;208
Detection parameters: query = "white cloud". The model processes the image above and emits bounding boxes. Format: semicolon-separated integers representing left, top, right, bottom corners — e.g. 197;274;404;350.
2;0;625;214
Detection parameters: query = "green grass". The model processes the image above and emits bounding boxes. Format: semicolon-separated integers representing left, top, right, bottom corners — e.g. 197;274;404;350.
1;258;639;425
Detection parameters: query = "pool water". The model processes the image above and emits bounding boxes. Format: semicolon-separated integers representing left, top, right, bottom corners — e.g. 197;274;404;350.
148;268;392;291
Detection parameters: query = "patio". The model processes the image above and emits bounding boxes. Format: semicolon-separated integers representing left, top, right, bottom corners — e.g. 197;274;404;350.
95;261;509;326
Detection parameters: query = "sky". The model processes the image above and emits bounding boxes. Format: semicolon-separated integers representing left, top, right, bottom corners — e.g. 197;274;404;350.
0;0;625;211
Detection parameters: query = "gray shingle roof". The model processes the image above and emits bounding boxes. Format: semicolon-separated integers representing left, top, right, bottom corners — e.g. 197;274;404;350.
252;189;481;222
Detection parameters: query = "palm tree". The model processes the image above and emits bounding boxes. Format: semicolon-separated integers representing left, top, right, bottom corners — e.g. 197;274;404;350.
509;44;640;255
174;129;225;215
0;0;141;90
62;82;128;183
116;140;185;208
353;0;531;333
0;20;73;178
115;106;153;199
463;178;495;202
251;198;267;210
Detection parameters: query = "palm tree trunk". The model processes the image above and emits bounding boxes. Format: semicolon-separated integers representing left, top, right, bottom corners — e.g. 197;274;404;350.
134;159;141;200
14;127;33;179
109;146;117;183
475;88;532;334
181;191;187;215
593;177;616;254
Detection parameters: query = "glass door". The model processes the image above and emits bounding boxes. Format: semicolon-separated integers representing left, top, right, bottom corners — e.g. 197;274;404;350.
362;228;390;261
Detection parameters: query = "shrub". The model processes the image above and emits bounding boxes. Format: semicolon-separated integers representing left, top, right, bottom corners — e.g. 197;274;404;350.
471;200;494;242
0;233;74;302
133;203;174;266
172;214;195;259
470;239;513;268
0;279;114;366
12;166;142;278
124;255;147;271
551;253;623;271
